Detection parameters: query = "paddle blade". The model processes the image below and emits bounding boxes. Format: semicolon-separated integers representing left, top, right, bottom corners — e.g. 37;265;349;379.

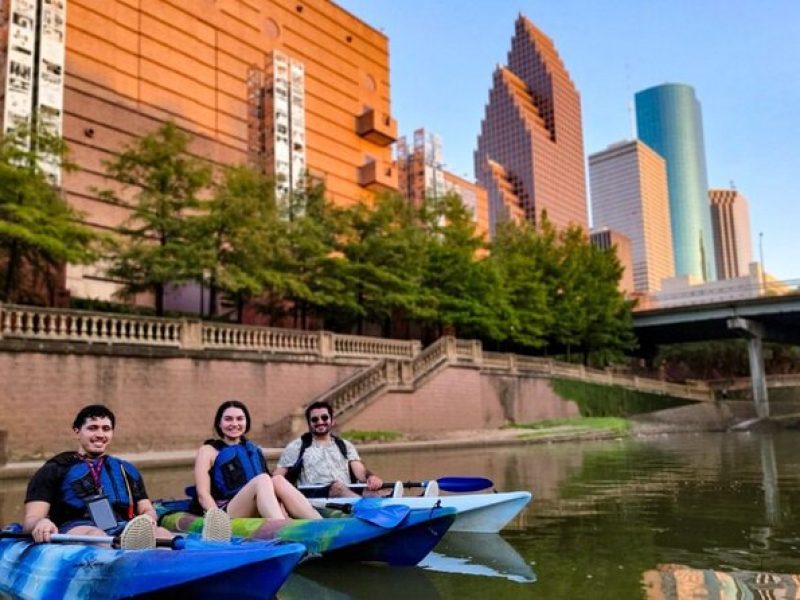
352;500;411;529
436;477;493;493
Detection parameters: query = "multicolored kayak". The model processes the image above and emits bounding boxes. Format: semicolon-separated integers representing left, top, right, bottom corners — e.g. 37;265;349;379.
0;529;305;600
157;499;456;566
308;491;533;533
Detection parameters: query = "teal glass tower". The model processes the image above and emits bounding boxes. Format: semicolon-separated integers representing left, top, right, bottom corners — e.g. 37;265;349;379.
635;83;717;281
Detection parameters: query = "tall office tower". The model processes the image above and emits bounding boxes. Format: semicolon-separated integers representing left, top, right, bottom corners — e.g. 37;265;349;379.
589;140;674;293
475;15;587;234
397;128;490;239
635;83;716;281
0;0;398;302
396;128;446;208
590;228;635;294
708;188;753;279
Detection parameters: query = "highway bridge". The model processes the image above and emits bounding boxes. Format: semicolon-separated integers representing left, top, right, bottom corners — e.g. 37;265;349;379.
634;292;800;418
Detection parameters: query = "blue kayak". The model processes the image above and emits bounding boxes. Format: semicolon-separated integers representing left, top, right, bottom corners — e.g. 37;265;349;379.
0;529;305;600
157;498;457;566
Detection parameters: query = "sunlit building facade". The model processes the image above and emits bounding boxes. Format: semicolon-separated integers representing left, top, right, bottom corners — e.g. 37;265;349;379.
0;0;397;301
635;83;716;282
708;188;752;280
475;15;587;235
589;140;674;293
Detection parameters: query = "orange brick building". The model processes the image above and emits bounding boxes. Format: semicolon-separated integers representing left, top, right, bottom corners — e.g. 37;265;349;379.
0;0;397;300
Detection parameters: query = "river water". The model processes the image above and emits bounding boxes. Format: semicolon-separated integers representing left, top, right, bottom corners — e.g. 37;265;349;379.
3;431;800;599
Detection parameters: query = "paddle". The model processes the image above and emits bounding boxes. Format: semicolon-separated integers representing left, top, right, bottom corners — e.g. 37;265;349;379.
0;530;185;550
309;498;411;529
299;476;493;496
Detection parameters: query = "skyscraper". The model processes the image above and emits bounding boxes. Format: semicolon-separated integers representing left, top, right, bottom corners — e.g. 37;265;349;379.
397;128;490;239
589;140;674;293
709;188;753;279
635;83;716;281
475;15;587;234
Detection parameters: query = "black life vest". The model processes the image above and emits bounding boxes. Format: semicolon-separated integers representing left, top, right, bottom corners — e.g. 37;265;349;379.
285;432;355;485
208;438;269;500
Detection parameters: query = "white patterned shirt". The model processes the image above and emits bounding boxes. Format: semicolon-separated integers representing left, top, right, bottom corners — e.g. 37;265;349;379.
277;436;360;487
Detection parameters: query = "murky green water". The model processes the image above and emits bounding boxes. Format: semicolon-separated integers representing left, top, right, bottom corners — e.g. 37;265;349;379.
4;432;800;598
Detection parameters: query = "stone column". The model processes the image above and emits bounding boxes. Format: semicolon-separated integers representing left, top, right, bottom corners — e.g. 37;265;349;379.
727;317;769;418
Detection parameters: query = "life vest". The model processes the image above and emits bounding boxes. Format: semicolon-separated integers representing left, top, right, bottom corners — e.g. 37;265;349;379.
59;454;138;520
285;432;355;485
208;438;269;500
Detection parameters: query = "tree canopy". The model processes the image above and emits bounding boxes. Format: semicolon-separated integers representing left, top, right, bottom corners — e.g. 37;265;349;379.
0;126;99;304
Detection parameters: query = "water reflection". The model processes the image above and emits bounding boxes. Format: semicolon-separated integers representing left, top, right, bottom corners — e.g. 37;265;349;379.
419;533;535;583
643;564;800;599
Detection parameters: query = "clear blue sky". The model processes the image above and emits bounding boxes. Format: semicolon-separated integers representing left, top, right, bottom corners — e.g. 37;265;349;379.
336;0;800;282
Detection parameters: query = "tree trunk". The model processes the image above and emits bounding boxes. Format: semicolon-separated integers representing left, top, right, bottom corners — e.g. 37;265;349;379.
155;282;164;316
2;241;20;303
209;279;218;318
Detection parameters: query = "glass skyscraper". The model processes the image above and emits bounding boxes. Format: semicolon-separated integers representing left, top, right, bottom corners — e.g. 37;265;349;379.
635;83;717;281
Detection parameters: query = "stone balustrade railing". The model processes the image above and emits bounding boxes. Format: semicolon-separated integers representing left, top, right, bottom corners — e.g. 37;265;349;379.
0;303;418;360
334;334;420;358
0;303;183;347
324;360;390;418
0;302;717;406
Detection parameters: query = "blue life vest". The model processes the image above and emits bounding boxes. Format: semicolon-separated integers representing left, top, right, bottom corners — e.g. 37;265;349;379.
60;455;139;520
209;439;268;500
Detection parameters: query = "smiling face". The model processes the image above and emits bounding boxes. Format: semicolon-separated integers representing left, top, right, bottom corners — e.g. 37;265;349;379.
74;417;114;457
307;407;333;438
218;406;248;443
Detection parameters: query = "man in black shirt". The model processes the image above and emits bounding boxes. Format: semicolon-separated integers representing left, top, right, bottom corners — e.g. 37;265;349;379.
23;404;172;548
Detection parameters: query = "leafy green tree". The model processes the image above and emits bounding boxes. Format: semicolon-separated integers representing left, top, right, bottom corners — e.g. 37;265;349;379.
100;122;211;315
419;193;507;341
489;219;554;349
264;184;358;329
550;225;636;365
337;193;431;336
0;126;98;304
197;164;288;320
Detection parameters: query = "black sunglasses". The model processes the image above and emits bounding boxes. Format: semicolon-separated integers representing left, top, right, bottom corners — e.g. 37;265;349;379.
310;414;330;424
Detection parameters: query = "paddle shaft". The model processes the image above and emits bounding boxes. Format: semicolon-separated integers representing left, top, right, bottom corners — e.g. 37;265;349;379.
0;531;181;549
299;476;493;494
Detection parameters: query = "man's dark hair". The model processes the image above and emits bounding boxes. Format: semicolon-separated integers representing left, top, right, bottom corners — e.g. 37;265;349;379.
305;401;334;423
213;399;252;438
72;404;116;430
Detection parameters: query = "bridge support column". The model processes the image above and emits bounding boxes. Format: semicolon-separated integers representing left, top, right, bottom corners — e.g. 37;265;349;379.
727;317;769;418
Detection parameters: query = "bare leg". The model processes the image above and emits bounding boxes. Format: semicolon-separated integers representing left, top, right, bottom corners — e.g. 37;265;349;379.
272;475;322;519
328;480;360;498
64;524;107;537
226;474;284;520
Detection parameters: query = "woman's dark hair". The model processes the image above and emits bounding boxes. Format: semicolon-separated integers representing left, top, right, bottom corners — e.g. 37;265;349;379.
213;400;251;438
72;404;116;430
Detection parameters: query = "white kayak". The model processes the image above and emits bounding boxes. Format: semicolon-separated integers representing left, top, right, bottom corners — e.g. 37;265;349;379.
311;491;532;534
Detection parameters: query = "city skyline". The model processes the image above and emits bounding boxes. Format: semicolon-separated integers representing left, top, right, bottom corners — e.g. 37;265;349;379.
335;0;799;281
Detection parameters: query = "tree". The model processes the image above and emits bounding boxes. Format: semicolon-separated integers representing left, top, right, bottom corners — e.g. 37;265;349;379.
0;126;98;304
419;193;507;341
489;219;554;350
337;193;431;336
197;164;287;321
100;122;211;315
550;225;636;365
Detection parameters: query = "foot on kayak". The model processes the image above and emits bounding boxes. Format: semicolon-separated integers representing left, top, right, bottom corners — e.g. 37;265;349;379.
119;515;156;550
392;481;404;498
202;508;232;542
423;480;439;497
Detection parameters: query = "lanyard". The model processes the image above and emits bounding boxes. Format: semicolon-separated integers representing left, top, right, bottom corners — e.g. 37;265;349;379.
80;455;106;492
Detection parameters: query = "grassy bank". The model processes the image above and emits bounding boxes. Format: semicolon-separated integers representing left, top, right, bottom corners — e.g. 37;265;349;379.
552;378;695;417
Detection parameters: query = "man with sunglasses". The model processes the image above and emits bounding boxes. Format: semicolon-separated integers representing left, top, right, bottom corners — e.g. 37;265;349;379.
274;401;386;498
